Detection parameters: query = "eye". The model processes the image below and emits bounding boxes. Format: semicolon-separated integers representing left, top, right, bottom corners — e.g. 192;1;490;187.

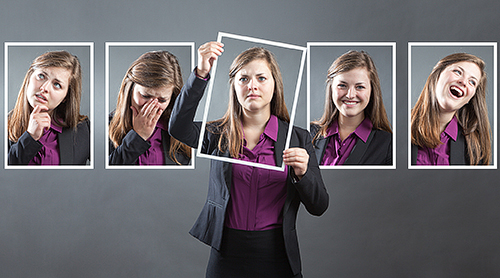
453;69;462;75
239;77;248;83
337;83;347;89
258;76;266;81
54;82;62;89
158;98;168;103
36;73;45;80
469;80;477;86
140;93;151;99
356;85;366;90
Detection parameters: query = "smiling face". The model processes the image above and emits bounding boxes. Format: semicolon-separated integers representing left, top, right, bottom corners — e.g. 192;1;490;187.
331;67;371;122
131;83;173;112
435;61;481;114
26;67;71;112
234;59;275;115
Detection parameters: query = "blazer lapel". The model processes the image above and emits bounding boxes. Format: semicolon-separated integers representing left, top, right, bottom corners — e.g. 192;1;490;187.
411;144;418;165
58;129;73;165
313;136;328;165
450;127;467;165
274;120;288;168
344;130;374;165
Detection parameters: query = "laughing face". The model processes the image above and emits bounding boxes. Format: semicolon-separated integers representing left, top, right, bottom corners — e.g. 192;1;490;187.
26;67;71;112
331;67;371;123
435;61;481;114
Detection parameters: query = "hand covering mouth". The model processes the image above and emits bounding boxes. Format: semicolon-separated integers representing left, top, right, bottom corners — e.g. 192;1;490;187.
450;86;464;98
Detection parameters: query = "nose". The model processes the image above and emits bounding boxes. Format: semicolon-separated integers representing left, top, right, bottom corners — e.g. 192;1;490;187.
457;75;467;86
247;78;257;91
346;87;356;99
40;81;50;93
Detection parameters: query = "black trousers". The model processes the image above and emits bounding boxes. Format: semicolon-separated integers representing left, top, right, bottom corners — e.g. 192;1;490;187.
206;227;296;278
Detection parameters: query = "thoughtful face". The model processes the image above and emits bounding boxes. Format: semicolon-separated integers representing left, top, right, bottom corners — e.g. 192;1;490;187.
26;67;71;111
131;84;173;112
331;67;371;121
435;61;481;114
234;59;275;114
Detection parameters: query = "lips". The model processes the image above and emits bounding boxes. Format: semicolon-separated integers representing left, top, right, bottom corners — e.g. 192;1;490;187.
342;99;359;106
35;93;48;103
449;85;464;98
246;94;260;99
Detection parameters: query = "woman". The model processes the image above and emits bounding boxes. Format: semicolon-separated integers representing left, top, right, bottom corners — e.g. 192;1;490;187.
8;50;90;165
169;42;329;278
411;53;491;165
108;51;191;165
311;50;392;165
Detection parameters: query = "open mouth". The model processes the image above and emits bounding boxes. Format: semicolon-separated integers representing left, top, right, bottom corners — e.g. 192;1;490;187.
450;86;464;98
343;100;358;105
35;93;48;102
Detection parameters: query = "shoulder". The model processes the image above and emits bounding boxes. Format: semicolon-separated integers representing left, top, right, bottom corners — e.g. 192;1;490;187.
309;123;321;137
72;118;90;135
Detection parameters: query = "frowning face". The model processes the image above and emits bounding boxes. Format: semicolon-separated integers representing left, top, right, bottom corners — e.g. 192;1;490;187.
234;59;275;114
131;84;173;113
435;61;481;114
26;67;71;112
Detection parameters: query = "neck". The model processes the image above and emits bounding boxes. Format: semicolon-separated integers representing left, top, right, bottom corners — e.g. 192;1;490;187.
337;114;364;141
438;111;455;133
241;108;271;130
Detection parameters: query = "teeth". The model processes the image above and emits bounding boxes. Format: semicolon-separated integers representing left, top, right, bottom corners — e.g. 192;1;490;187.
450;87;464;98
344;101;357;105
36;93;47;101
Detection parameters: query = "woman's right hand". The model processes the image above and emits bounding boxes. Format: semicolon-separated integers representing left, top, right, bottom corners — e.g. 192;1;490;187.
196;41;224;78
131;98;163;141
27;105;51;141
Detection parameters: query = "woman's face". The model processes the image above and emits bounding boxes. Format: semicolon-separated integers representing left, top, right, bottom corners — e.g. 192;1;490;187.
435;61;481;114
131;84;173;113
331;67;371;122
26;67;71;112
234;59;275;114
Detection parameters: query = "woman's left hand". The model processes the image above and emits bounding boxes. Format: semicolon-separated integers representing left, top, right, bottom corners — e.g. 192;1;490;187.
283;147;309;180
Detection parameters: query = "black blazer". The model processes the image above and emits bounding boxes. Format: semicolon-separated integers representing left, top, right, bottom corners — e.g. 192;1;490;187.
411;127;468;165
310;123;392;165
169;71;329;276
108;114;190;165
8;118;91;165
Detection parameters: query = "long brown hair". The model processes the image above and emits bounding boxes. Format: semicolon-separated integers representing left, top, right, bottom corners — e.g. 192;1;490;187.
312;50;392;143
8;50;86;142
411;53;491;165
109;50;190;164
211;47;290;158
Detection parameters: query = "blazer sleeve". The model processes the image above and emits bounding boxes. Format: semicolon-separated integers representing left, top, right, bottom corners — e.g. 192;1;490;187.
169;69;209;149
8;131;43;165
109;129;151;165
290;128;329;216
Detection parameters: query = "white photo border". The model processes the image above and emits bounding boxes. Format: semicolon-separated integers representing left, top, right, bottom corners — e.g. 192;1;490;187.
197;32;307;172
307;42;397;170
408;42;497;170
4;42;95;170
105;42;196;170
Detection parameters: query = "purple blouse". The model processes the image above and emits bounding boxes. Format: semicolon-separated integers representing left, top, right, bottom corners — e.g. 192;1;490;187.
137;120;167;165
416;117;458;166
28;121;62;165
225;115;288;231
321;117;373;165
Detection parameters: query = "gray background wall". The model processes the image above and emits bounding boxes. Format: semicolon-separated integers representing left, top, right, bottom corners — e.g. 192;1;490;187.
1;0;499;277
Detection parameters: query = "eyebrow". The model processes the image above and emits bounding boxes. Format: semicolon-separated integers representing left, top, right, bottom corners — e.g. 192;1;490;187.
458;66;479;81
40;70;66;85
140;91;168;100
